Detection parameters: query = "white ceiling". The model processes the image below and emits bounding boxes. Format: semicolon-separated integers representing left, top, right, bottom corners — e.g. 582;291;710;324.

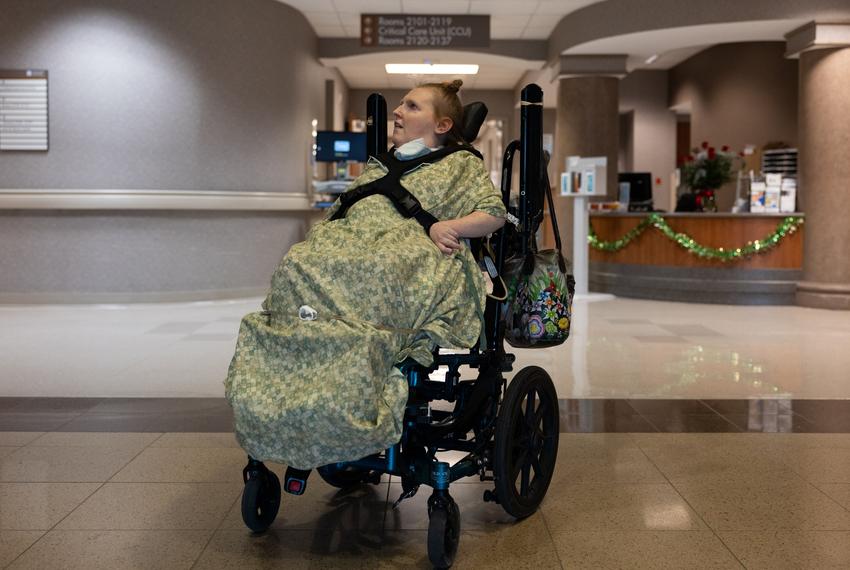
278;0;601;40
319;49;545;89
278;0;601;90
566;19;809;71
277;1;809;91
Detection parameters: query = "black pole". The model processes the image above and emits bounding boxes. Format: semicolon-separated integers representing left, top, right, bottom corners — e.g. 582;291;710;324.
366;93;387;159
519;83;544;256
487;139;520;352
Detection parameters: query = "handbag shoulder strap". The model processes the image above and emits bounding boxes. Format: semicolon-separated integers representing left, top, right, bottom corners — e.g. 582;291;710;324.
542;168;562;253
542;166;568;273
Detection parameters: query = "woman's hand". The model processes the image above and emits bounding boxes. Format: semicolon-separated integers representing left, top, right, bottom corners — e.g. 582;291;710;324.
429;221;463;255
429;212;505;255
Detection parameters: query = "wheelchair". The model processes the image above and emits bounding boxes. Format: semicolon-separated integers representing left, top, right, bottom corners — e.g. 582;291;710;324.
238;83;560;569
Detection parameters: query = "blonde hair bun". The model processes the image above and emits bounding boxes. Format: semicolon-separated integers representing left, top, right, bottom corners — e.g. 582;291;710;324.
444;79;463;93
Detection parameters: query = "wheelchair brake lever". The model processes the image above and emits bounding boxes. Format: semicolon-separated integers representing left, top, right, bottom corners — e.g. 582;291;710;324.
392;484;420;509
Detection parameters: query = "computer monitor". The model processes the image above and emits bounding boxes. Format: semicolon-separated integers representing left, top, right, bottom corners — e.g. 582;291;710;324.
315;131;368;163
618;172;653;211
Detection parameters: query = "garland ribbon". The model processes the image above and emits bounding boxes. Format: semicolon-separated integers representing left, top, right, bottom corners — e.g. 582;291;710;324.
588;213;804;262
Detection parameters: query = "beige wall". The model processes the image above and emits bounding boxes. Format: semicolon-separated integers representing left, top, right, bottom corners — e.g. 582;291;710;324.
0;0;338;300
620;70;678;211
0;0;340;193
669;42;798;210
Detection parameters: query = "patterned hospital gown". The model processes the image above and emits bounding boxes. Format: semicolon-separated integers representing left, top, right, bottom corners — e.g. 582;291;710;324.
225;149;506;469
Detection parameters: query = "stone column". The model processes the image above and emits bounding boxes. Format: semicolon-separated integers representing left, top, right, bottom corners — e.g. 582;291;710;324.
787;23;850;310
552;55;626;255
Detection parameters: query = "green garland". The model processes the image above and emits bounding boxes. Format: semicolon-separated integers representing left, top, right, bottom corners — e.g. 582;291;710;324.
588;213;804;262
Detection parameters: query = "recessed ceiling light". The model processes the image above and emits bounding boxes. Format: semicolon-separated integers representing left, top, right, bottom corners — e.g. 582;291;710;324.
645;54;659;65
385;64;479;75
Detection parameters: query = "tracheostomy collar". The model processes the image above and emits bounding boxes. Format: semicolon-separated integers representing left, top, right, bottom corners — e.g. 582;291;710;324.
394;138;441;160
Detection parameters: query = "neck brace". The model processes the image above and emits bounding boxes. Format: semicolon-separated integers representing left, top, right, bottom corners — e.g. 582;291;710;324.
394;138;440;161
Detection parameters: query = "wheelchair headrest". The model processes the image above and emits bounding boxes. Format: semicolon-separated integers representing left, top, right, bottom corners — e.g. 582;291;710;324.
461;102;488;143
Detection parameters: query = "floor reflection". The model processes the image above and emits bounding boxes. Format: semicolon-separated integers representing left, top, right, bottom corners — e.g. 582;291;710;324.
508;296;850;399
556;397;846;433
308;485;387;555
746;398;794;433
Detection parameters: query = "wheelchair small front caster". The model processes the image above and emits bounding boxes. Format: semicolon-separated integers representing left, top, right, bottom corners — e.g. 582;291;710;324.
427;491;460;569
241;459;281;533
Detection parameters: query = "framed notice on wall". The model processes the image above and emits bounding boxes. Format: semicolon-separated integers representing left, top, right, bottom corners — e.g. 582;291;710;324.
0;69;49;151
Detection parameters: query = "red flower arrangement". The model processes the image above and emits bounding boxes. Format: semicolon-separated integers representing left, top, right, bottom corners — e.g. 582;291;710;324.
683;141;738;189
680;141;742;211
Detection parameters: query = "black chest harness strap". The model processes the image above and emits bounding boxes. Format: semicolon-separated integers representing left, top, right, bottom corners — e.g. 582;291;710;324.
329;144;483;235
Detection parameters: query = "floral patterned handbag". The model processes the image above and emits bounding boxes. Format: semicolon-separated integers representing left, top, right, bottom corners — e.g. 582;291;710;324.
503;175;575;348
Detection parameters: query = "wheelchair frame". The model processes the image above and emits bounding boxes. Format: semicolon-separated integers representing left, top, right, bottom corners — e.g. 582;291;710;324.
240;83;560;569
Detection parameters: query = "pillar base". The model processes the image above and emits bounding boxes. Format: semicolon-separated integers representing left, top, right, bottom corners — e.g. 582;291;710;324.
796;281;850;310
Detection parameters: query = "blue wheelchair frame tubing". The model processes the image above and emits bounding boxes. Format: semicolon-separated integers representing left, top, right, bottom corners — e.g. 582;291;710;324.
324;349;497;488
332;450;478;489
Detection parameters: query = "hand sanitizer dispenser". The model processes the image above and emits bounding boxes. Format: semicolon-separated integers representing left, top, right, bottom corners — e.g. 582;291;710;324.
559;156;607;296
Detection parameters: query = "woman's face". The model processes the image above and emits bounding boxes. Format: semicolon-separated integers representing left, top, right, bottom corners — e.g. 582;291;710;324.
391;88;449;148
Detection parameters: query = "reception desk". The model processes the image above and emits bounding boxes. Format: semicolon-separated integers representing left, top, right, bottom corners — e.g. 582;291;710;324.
588;212;805;305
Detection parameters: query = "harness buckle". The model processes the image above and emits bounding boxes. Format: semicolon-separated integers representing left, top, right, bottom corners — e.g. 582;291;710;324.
406;202;422;217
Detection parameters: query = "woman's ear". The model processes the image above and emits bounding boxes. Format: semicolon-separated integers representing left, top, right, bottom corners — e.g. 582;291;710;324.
435;117;453;136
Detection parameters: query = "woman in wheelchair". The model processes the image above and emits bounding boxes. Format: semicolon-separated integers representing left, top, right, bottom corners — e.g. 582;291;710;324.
226;77;505;466
226;81;561;568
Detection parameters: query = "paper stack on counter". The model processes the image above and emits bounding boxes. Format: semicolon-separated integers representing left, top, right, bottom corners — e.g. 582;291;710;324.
780;178;797;213
750;181;767;213
764;174;781;213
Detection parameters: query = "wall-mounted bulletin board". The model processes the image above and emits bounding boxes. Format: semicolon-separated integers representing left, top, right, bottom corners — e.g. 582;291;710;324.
0;69;48;151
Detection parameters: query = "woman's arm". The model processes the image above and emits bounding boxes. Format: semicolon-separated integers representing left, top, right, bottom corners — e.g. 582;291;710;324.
429;212;505;255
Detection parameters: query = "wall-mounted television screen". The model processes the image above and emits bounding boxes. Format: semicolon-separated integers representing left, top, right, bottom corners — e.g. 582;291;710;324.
315;131;367;162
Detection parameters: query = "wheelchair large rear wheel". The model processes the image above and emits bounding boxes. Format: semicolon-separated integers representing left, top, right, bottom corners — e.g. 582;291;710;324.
493;366;559;519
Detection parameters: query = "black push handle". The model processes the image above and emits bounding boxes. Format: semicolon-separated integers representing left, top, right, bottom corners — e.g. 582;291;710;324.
519;84;544;258
366;93;387;159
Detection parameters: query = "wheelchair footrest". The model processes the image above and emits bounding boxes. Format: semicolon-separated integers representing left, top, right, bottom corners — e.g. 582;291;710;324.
284;467;310;495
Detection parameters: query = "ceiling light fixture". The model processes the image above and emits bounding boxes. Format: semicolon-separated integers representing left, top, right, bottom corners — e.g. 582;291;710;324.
645;54;659;65
385;63;479;75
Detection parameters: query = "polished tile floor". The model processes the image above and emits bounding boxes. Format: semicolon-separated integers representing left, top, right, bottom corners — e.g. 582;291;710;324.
2;295;850;399
1;296;849;568
1;430;849;568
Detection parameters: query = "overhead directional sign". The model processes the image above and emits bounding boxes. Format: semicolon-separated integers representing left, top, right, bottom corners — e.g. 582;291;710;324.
0;69;48;152
361;14;490;48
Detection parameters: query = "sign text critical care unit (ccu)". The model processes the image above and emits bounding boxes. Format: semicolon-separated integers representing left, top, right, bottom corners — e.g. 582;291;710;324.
360;15;490;48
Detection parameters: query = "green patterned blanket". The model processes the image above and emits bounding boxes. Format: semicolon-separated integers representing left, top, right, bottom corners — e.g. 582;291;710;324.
225;151;505;469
